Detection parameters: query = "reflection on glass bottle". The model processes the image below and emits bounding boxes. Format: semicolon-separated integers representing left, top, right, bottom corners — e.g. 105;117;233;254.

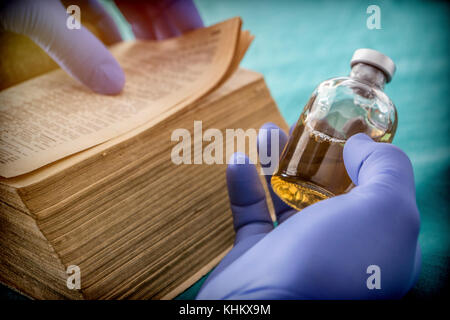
271;49;398;211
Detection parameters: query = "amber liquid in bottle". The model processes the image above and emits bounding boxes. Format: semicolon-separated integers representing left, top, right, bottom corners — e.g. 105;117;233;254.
271;95;395;211
271;51;397;211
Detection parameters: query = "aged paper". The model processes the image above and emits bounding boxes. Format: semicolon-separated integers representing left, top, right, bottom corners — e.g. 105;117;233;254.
0;18;242;178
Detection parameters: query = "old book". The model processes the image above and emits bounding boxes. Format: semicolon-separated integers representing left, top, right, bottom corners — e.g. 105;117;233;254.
0;18;287;299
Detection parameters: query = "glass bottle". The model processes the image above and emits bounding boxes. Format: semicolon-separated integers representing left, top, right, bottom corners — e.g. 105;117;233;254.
271;48;397;211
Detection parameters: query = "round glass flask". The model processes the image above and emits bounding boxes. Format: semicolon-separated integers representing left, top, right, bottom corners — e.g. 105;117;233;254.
271;48;398;211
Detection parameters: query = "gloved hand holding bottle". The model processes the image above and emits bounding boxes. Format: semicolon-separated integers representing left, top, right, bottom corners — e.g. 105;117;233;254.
197;123;421;299
198;48;421;299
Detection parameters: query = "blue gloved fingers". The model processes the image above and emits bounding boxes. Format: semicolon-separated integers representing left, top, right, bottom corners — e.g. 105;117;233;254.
115;0;203;40
114;1;160;40
199;134;421;299
199;152;274;289
151;10;182;40
343;133;419;247
160;0;204;33
0;0;125;95
199;234;269;291
257;123;296;223
344;133;416;199
227;152;274;244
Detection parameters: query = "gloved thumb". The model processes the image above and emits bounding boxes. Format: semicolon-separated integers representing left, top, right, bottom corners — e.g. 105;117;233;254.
343;133;416;199
0;0;124;94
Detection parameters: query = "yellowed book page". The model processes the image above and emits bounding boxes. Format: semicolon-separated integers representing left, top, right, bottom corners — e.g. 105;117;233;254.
0;69;262;190
223;30;254;81
0;18;242;178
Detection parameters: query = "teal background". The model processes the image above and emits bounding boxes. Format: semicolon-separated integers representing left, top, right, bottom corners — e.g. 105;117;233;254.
1;0;448;300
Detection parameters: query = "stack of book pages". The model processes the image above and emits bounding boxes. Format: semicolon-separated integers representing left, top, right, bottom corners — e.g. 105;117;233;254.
0;17;287;299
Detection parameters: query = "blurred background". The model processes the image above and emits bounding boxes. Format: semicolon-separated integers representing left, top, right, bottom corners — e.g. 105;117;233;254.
1;0;449;299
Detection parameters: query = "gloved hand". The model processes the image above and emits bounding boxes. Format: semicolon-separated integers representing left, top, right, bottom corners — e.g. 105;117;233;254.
197;123;421;299
0;0;203;94
114;0;203;40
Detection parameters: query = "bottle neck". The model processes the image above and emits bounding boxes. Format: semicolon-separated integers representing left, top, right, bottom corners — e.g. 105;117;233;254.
350;63;387;89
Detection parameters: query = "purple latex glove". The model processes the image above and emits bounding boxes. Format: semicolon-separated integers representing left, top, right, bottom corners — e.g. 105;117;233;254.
197;123;421;299
0;0;125;94
0;0;203;94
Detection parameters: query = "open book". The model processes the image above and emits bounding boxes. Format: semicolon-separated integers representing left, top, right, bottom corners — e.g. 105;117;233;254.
0;18;287;299
0;17;253;178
